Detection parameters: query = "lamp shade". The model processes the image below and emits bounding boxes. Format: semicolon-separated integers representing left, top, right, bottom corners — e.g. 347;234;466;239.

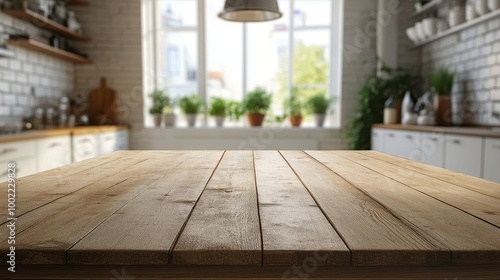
218;0;282;22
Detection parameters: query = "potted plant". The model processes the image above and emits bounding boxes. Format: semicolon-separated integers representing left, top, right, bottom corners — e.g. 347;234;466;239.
228;101;244;124
431;68;455;126
162;102;176;127
285;88;304;127
307;93;333;128
209;97;228;127
180;94;204;127
242;87;272;127
149;90;168;127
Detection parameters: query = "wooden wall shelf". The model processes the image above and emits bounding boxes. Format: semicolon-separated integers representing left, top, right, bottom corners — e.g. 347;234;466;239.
7;39;91;64
68;0;89;5
2;9;90;41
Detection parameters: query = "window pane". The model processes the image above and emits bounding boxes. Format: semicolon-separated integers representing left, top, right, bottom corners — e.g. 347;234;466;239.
160;0;197;27
206;0;244;102
247;0;290;117
294;0;331;27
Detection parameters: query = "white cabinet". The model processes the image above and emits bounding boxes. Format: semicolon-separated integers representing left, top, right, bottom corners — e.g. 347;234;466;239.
444;134;483;177
420;132;445;168
384;130;422;161
371;128;385;153
0;140;37;182
72;133;99;163
483;138;500;183
37;136;72;172
99;132;117;155
116;130;129;151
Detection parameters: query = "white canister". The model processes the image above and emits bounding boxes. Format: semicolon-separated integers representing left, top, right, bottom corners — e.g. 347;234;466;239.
422;18;438;37
466;0;478;20
449;6;466;27
475;0;490;15
488;0;500;10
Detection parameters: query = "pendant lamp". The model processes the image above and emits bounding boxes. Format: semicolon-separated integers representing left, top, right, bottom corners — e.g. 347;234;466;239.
218;0;282;22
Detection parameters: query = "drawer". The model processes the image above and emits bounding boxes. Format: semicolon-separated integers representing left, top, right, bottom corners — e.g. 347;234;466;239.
99;132;117;155
72;134;99;163
37;136;72;172
444;134;483;178
0;140;37;162
116;130;129;150
483;138;500;183
0;157;38;183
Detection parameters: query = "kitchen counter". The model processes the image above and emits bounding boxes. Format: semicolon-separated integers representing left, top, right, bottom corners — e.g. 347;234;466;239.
373;124;500;138
1;150;499;279
0;125;129;144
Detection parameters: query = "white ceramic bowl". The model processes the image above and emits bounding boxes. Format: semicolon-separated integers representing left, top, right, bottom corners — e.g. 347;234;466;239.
466;4;478;21
449;7;466;27
422;18;438;37
406;26;420;44
488;0;500;10
415;22;427;41
475;0;490;15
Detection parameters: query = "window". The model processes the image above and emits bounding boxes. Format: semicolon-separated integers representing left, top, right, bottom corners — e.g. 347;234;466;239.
144;0;344;127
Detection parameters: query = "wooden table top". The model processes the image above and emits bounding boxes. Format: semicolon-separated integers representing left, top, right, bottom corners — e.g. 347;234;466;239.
1;151;500;277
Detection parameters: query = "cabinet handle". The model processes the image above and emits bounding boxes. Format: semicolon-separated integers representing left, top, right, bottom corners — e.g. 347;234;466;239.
388;133;395;138
493;145;500;149
451;139;461;144
81;151;93;156
79;139;91;144
1;168;20;177
405;135;413;140
105;137;114;141
0;148;17;155
49;142;62;148
430;137;440;142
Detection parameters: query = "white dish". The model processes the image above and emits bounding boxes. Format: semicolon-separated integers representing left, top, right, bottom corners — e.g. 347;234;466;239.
406;26;420;44
423;18;438;37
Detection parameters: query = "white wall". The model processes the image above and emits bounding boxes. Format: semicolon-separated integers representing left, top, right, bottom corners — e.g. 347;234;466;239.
73;0;378;150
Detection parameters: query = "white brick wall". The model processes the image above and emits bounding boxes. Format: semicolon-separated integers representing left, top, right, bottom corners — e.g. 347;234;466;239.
421;16;500;125
0;11;74;120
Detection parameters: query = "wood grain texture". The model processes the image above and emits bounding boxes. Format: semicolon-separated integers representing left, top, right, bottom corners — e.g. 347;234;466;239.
67;151;224;265
307;151;500;265
281;151;449;266
363;151;500;199
254;151;350;265
340;151;500;227
172;151;261;265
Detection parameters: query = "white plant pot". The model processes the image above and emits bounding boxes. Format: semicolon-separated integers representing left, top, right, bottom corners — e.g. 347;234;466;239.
314;114;327;128
163;114;176;127
422;18;438;37
215;116;225;127
475;0;490;15
186;114;197;127
488;0;500;10
415;22;427;41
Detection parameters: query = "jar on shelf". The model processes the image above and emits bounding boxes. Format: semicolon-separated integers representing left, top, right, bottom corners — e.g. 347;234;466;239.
384;96;398;124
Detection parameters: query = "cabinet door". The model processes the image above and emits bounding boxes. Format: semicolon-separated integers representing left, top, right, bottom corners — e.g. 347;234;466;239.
371;128;385;153
37;136;72;172
444;135;483;177
421;132;445;168
384;130;422;161
483;138;500;183
99;132;117;155
1;157;38;183
0;140;36;162
72;134;99;163
116;130;129;151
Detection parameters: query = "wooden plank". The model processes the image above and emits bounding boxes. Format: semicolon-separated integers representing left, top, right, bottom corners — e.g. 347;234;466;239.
337;151;500;227
67;151;224;265
0;152;199;264
280;151;448;266
254;151;350;265
363;151;500;199
3;265;500;280
306;151;500;265
172;151;262;265
0;151;143;223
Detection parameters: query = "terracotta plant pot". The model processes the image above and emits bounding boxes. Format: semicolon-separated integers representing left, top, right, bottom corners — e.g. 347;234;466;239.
153;114;162;127
247;114;266;127
434;95;453;126
289;115;303;127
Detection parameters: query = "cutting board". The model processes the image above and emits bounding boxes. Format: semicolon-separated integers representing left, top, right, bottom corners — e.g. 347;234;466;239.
88;77;117;125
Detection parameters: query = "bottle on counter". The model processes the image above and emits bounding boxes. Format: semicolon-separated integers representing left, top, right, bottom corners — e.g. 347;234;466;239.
384;96;398;124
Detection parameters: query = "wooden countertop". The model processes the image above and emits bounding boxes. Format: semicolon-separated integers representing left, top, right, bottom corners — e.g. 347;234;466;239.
0;126;128;144
1;151;499;279
373;124;500;138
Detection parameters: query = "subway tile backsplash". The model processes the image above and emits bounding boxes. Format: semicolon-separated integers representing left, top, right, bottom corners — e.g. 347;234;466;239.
0;11;74;121
421;17;500;126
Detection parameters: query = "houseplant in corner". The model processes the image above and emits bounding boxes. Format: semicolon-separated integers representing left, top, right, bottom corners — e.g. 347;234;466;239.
180;94;204;127
307;93;333;128
285;88;305;127
242;87;272;127
209;97;228;128
431;67;454;126
149;89;168;127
